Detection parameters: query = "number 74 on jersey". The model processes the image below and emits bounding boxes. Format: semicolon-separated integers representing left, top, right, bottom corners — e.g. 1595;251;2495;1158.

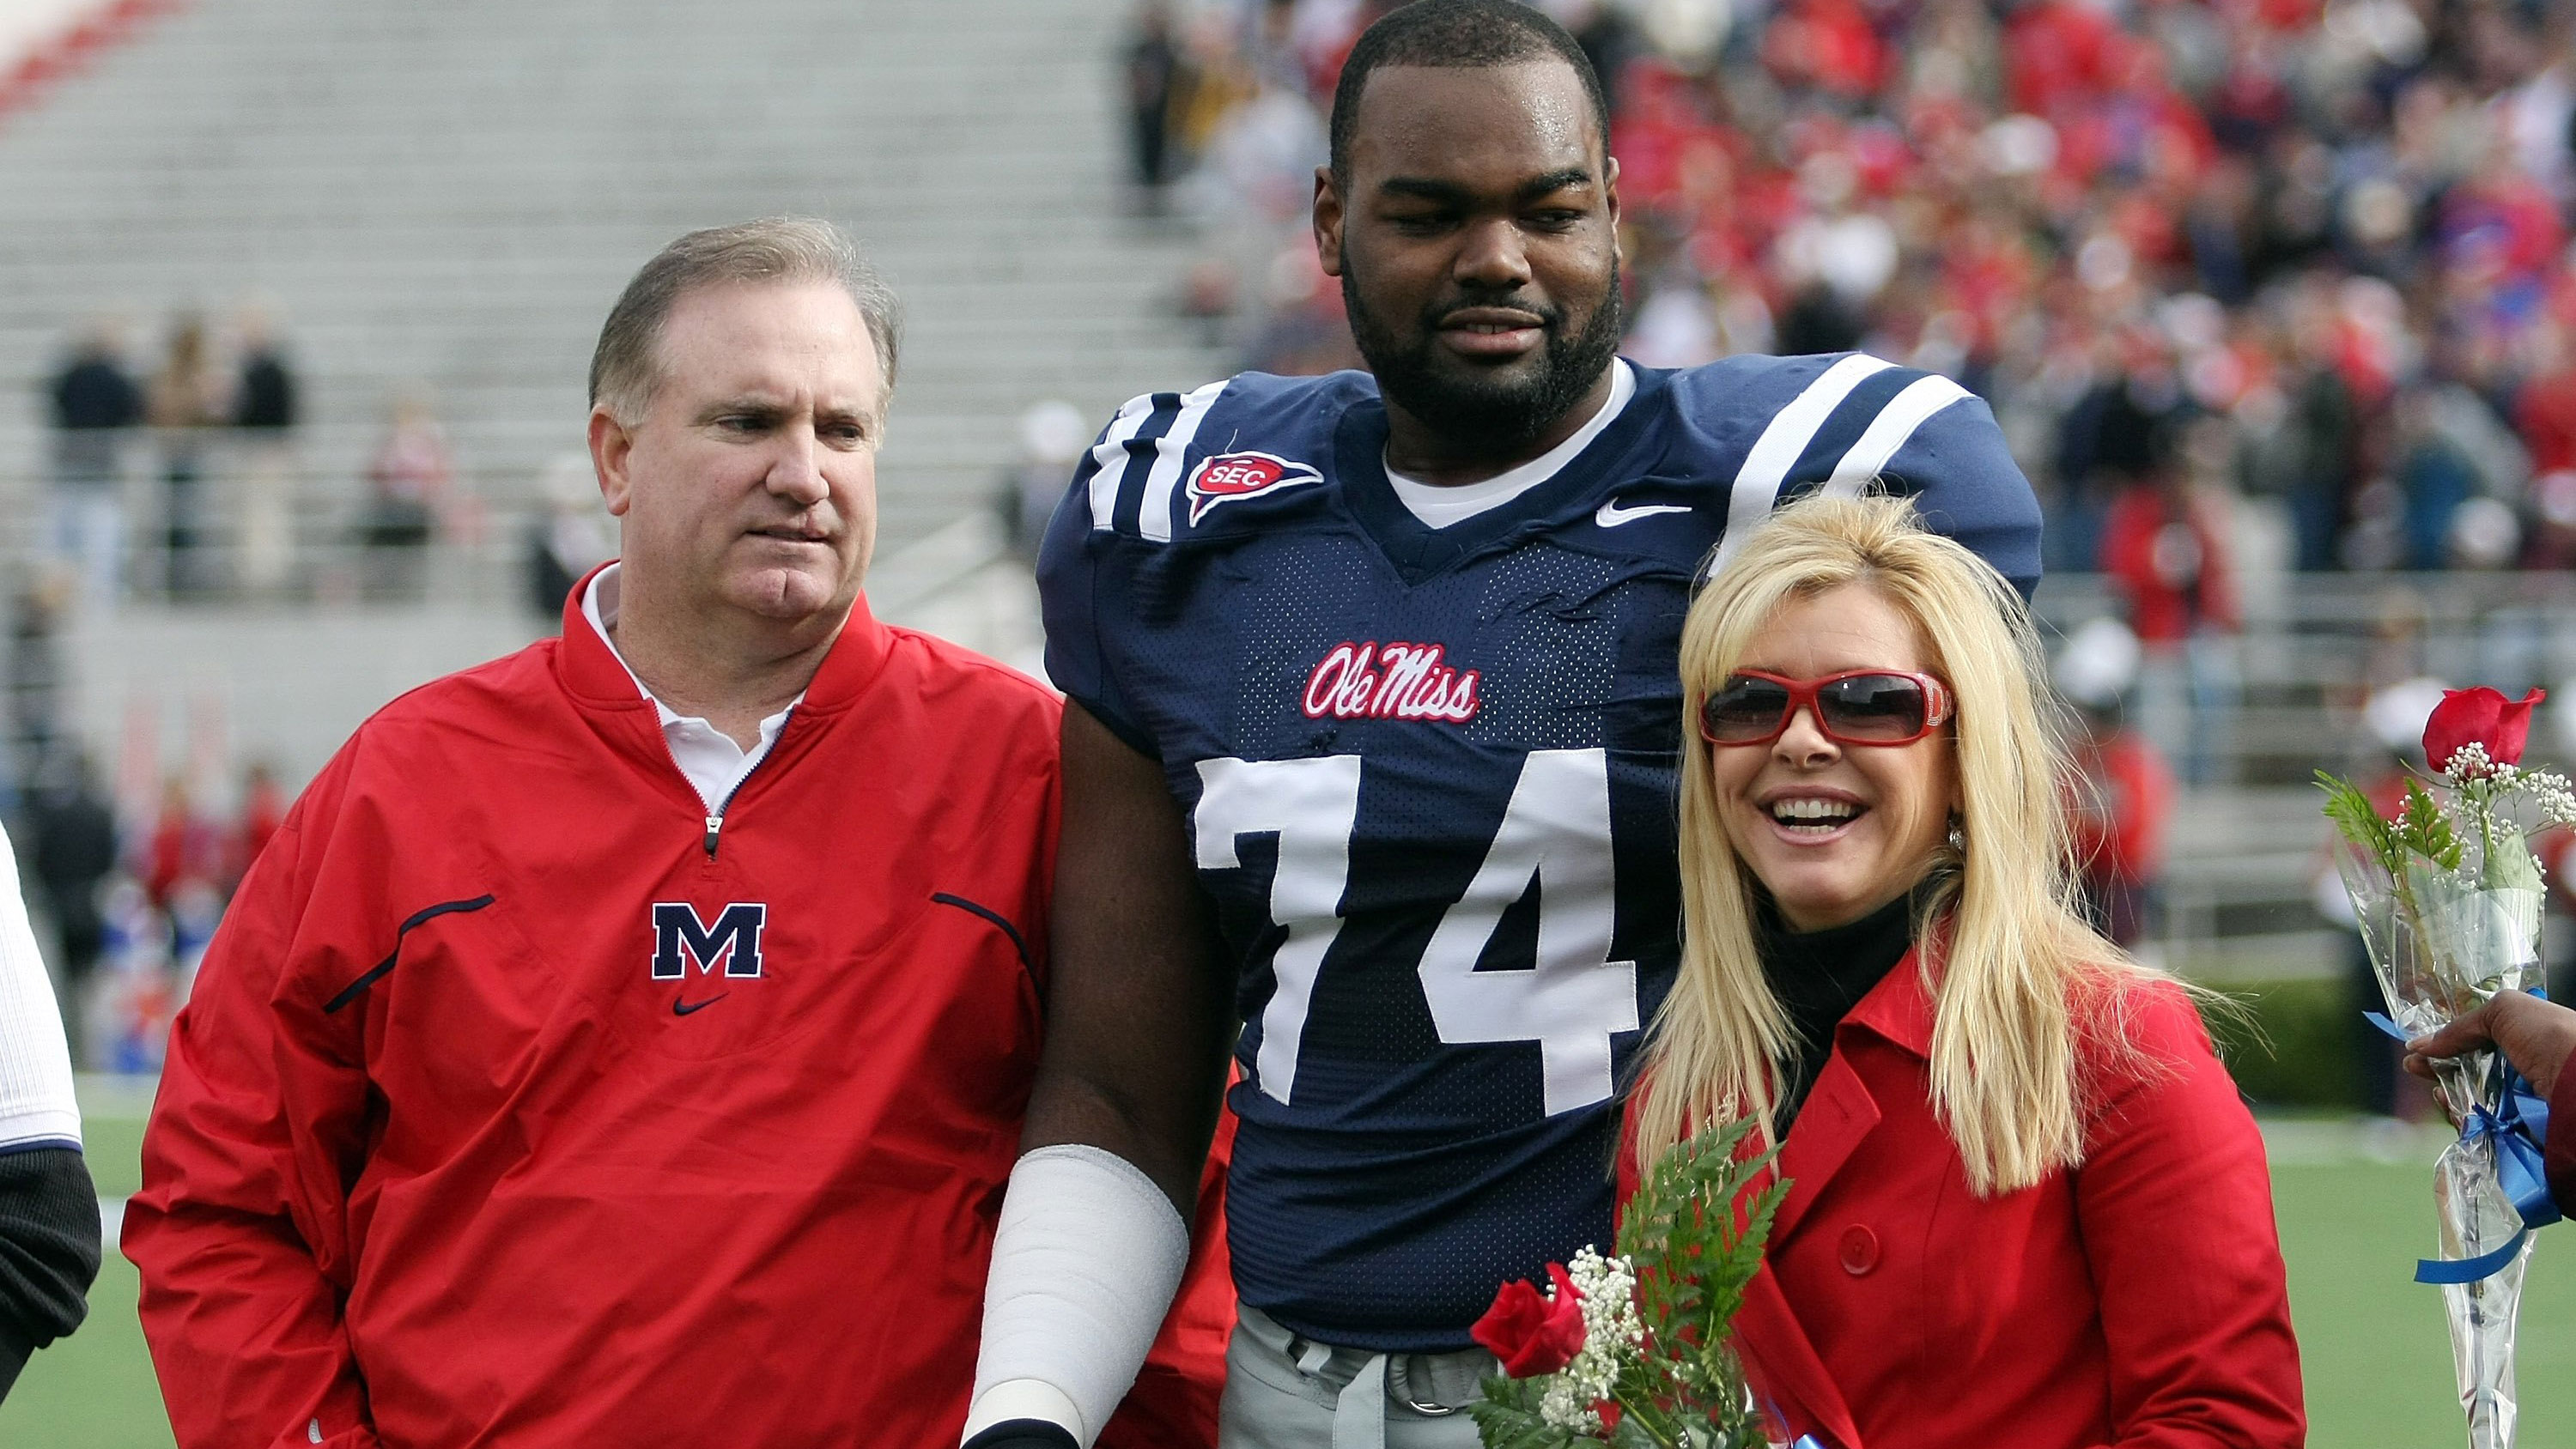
1194;748;1639;1117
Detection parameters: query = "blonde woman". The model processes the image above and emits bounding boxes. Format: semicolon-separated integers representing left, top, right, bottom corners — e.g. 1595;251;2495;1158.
1625;494;2302;1448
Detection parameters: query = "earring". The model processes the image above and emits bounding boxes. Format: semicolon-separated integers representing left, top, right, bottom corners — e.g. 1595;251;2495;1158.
1947;818;1965;852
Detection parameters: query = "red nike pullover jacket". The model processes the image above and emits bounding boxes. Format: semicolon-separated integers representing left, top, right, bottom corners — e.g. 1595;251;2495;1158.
125;583;1230;1449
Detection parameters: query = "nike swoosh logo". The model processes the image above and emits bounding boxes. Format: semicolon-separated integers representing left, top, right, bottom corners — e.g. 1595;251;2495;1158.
1595;498;1693;528
671;992;729;1016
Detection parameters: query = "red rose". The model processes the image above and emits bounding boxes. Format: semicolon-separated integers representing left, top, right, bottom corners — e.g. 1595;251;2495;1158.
2424;687;2547;775
1470;1262;1588;1377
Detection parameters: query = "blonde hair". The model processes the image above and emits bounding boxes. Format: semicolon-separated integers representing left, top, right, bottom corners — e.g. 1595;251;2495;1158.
1635;492;2153;1196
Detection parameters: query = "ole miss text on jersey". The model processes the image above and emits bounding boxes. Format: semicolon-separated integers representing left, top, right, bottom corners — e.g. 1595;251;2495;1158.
1037;353;2043;1353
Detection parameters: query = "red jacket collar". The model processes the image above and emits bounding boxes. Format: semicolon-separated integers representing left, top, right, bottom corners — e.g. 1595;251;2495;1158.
1771;943;1940;1234
552;561;893;718
1834;940;1937;1062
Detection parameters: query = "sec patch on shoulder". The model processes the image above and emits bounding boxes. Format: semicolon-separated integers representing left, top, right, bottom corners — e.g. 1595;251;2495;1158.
1188;451;1324;524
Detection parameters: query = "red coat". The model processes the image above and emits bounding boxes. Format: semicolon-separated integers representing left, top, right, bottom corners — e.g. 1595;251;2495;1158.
2099;485;2239;647
1625;955;2302;1449
125;580;1230;1449
2068;731;2178;887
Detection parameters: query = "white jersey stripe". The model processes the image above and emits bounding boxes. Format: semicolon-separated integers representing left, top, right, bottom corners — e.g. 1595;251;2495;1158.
1085;392;1161;530
1708;354;1893;577
1821;374;1972;498
1138;379;1231;542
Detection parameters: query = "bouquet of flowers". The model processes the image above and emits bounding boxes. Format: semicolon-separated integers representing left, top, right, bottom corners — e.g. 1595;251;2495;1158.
2318;685;2573;1449
1466;1116;1798;1449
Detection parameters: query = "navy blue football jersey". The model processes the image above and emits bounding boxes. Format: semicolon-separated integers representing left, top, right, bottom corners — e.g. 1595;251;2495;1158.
1037;353;2043;1352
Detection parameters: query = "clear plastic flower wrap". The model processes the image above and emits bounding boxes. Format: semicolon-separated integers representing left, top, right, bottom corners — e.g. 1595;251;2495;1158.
2321;687;2568;1449
2332;839;2543;1449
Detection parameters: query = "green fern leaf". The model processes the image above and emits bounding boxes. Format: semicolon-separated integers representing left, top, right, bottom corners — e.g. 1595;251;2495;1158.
2398;779;2463;871
2316;772;2399;872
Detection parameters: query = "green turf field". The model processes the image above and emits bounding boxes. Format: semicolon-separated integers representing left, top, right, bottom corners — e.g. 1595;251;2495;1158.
9;1107;2576;1447
2276;1159;2576;1446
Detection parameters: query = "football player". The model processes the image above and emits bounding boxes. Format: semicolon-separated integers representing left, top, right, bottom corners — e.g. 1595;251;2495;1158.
963;4;2044;1447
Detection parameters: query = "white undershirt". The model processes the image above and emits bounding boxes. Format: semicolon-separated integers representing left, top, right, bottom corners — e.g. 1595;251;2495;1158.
580;564;799;813
1383;360;1636;528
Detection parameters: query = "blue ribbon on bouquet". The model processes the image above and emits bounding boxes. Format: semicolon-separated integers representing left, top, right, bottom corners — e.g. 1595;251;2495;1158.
2367;1005;2561;1284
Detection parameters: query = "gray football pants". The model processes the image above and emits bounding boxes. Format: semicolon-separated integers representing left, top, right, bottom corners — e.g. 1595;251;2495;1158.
1218;1305;1493;1449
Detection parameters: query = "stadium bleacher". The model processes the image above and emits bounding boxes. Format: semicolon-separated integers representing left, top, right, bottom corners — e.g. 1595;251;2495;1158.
0;0;1228;779
4;0;2566;979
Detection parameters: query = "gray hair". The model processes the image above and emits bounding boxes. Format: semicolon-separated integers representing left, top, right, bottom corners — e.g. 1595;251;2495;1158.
587;217;902;423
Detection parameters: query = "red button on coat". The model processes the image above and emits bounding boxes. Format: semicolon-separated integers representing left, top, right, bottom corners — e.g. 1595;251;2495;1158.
1839;1225;1880;1276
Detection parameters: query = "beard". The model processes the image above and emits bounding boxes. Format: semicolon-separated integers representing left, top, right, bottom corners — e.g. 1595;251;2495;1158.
1342;258;1625;456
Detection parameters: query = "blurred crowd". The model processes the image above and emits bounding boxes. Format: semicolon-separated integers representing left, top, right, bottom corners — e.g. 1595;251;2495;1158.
3;505;287;1070
36;309;506;611
1132;0;2576;591
7;748;282;1076
44;308;307;606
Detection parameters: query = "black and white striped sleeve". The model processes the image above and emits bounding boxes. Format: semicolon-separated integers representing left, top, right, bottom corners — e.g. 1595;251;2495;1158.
1035;379;1239;757
1698;354;2044;597
0;822;98;1399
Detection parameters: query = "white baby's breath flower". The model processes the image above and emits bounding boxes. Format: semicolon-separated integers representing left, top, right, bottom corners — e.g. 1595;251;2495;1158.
1526;1247;1644;1434
1538;1375;1596;1435
1566;1246;1643;1358
1531;1246;1644;1437
2445;742;2499;785
2518;768;2576;828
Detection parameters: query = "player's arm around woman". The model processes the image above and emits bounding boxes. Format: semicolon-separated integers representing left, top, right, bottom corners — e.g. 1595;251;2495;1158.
1625;492;2304;1449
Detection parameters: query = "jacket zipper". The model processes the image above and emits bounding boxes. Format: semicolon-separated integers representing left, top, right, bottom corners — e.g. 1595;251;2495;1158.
696;706;794;860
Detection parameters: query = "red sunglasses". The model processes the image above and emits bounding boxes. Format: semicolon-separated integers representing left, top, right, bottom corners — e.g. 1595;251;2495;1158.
1698;669;1954;748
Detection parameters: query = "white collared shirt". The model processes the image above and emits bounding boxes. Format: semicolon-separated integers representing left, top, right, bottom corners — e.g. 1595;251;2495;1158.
1382;360;1637;528
580;564;799;813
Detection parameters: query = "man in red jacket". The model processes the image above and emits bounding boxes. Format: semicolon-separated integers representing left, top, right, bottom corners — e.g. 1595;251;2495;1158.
124;219;1227;1449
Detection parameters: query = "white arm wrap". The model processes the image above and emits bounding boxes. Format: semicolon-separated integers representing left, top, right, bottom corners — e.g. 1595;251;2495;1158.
963;1144;1193;1447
